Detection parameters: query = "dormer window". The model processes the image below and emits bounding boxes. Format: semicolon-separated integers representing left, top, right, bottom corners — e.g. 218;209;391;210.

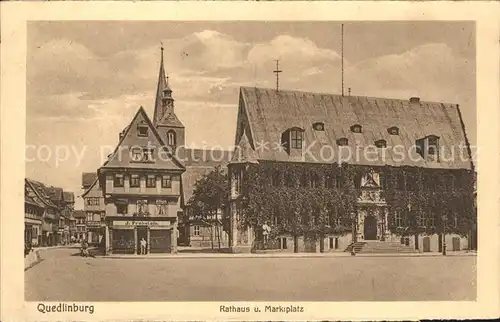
350;124;362;133
337;137;349;146
375;139;387;148
137;125;148;137
427;135;439;155
415;135;440;161
388;126;399;135
281;127;304;153
290;129;303;149
313;122;325;131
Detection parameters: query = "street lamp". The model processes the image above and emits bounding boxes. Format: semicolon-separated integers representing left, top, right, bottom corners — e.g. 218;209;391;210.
350;211;357;256
441;213;447;256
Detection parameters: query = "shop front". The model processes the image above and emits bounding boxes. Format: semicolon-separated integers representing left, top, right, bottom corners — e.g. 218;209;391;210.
25;218;42;246
106;218;177;255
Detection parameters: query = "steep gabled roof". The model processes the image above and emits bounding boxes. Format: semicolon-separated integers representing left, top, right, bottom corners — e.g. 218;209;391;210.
48;187;64;202
73;210;86;219
82;172;98;188
100;106;185;171
230;129;259;164
25;178;58;208
157;112;184;128
81;177;99;198
63;191;75;203
238;87;473;170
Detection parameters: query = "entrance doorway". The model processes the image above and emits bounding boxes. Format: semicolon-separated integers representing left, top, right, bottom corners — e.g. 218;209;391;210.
423;236;431;252
364;216;377;240
137;228;148;255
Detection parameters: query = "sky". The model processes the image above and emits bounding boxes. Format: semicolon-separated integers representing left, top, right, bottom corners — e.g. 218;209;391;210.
25;21;476;209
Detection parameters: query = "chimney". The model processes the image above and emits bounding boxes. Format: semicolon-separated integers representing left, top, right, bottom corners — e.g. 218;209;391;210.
409;97;420;105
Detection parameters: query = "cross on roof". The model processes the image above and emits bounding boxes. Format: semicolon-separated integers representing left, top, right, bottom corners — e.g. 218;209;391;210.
273;60;282;91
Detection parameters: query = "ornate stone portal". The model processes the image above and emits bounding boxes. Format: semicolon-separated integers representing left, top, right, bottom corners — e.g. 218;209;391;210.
356;172;390;241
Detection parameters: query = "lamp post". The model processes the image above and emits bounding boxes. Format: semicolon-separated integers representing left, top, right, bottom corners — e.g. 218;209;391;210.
351;211;357;256
442;213;447;256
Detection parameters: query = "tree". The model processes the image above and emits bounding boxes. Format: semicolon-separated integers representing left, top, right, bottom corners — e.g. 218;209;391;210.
187;166;230;249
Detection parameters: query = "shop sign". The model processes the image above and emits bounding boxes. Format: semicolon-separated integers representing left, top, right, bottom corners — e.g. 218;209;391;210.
86;221;102;228
24;218;42;225
113;220;171;228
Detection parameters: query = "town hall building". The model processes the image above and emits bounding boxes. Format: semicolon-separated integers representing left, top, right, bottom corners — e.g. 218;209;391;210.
228;87;476;254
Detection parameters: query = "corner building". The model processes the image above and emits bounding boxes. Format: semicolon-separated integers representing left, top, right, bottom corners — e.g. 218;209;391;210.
99;48;186;255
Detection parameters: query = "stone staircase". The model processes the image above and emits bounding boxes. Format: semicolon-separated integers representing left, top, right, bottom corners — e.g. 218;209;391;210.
345;241;418;254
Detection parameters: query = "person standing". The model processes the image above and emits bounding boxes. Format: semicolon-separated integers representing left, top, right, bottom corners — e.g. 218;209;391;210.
140;238;147;255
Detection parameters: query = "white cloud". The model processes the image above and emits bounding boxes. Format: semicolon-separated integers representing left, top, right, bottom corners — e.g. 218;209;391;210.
248;35;341;67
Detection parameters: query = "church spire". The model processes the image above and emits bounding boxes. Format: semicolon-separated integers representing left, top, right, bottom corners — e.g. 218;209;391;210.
153;44;174;126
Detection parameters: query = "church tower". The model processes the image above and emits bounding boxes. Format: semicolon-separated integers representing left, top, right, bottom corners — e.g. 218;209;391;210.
153;46;185;161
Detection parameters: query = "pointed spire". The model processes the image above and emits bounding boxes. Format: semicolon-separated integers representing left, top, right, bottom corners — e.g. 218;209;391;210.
153;43;173;126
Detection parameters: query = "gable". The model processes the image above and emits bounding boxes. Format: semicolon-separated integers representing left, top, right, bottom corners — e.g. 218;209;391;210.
101;107;185;171
240;87;473;170
25;179;58;208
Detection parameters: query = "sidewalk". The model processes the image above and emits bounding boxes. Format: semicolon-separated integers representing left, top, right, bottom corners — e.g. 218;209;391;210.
25;244;79;270
98;250;477;259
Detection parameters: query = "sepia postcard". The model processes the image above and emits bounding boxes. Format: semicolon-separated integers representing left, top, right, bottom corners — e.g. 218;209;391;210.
1;1;499;321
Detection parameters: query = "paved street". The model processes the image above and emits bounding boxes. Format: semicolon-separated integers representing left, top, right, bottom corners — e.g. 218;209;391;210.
25;247;476;301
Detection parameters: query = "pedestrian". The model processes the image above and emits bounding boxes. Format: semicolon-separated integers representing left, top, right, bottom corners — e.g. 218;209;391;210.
140;238;147;255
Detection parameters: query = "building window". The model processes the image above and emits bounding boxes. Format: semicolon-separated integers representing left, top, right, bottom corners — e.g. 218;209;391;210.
193;225;200;236
310;173;319;188
116;203;127;215
137;200;148;215
313;122;325;131
114;174;124;187
130;174;140;188
156;200;168;215
290;129;303;149
337;137;348;146
394;212;403;227
146;175;156;188
162;176;172;188
143;148;154;162
427;135;439;155
427;211;435;227
281;237;288;249
234;170;242;194
137;125;148;137
325;175;336;189
167;130;176;148
131;148;142;162
86;197;99;206
375;139;387;148
272;172;281;187
388;126;399;135
350;124;362;133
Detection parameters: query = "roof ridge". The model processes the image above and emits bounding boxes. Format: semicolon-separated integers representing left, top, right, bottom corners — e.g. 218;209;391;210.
240;86;459;106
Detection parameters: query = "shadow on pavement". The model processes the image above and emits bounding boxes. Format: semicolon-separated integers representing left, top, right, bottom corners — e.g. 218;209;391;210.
178;247;231;254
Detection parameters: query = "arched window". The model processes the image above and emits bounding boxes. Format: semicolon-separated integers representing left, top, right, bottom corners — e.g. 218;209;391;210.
167;130;176;147
350;124;362;133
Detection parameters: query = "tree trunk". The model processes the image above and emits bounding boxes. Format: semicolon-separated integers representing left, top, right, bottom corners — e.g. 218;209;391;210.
293;235;299;253
319;234;325;253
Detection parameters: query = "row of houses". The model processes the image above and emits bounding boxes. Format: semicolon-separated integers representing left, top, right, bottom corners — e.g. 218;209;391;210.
24;179;76;247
